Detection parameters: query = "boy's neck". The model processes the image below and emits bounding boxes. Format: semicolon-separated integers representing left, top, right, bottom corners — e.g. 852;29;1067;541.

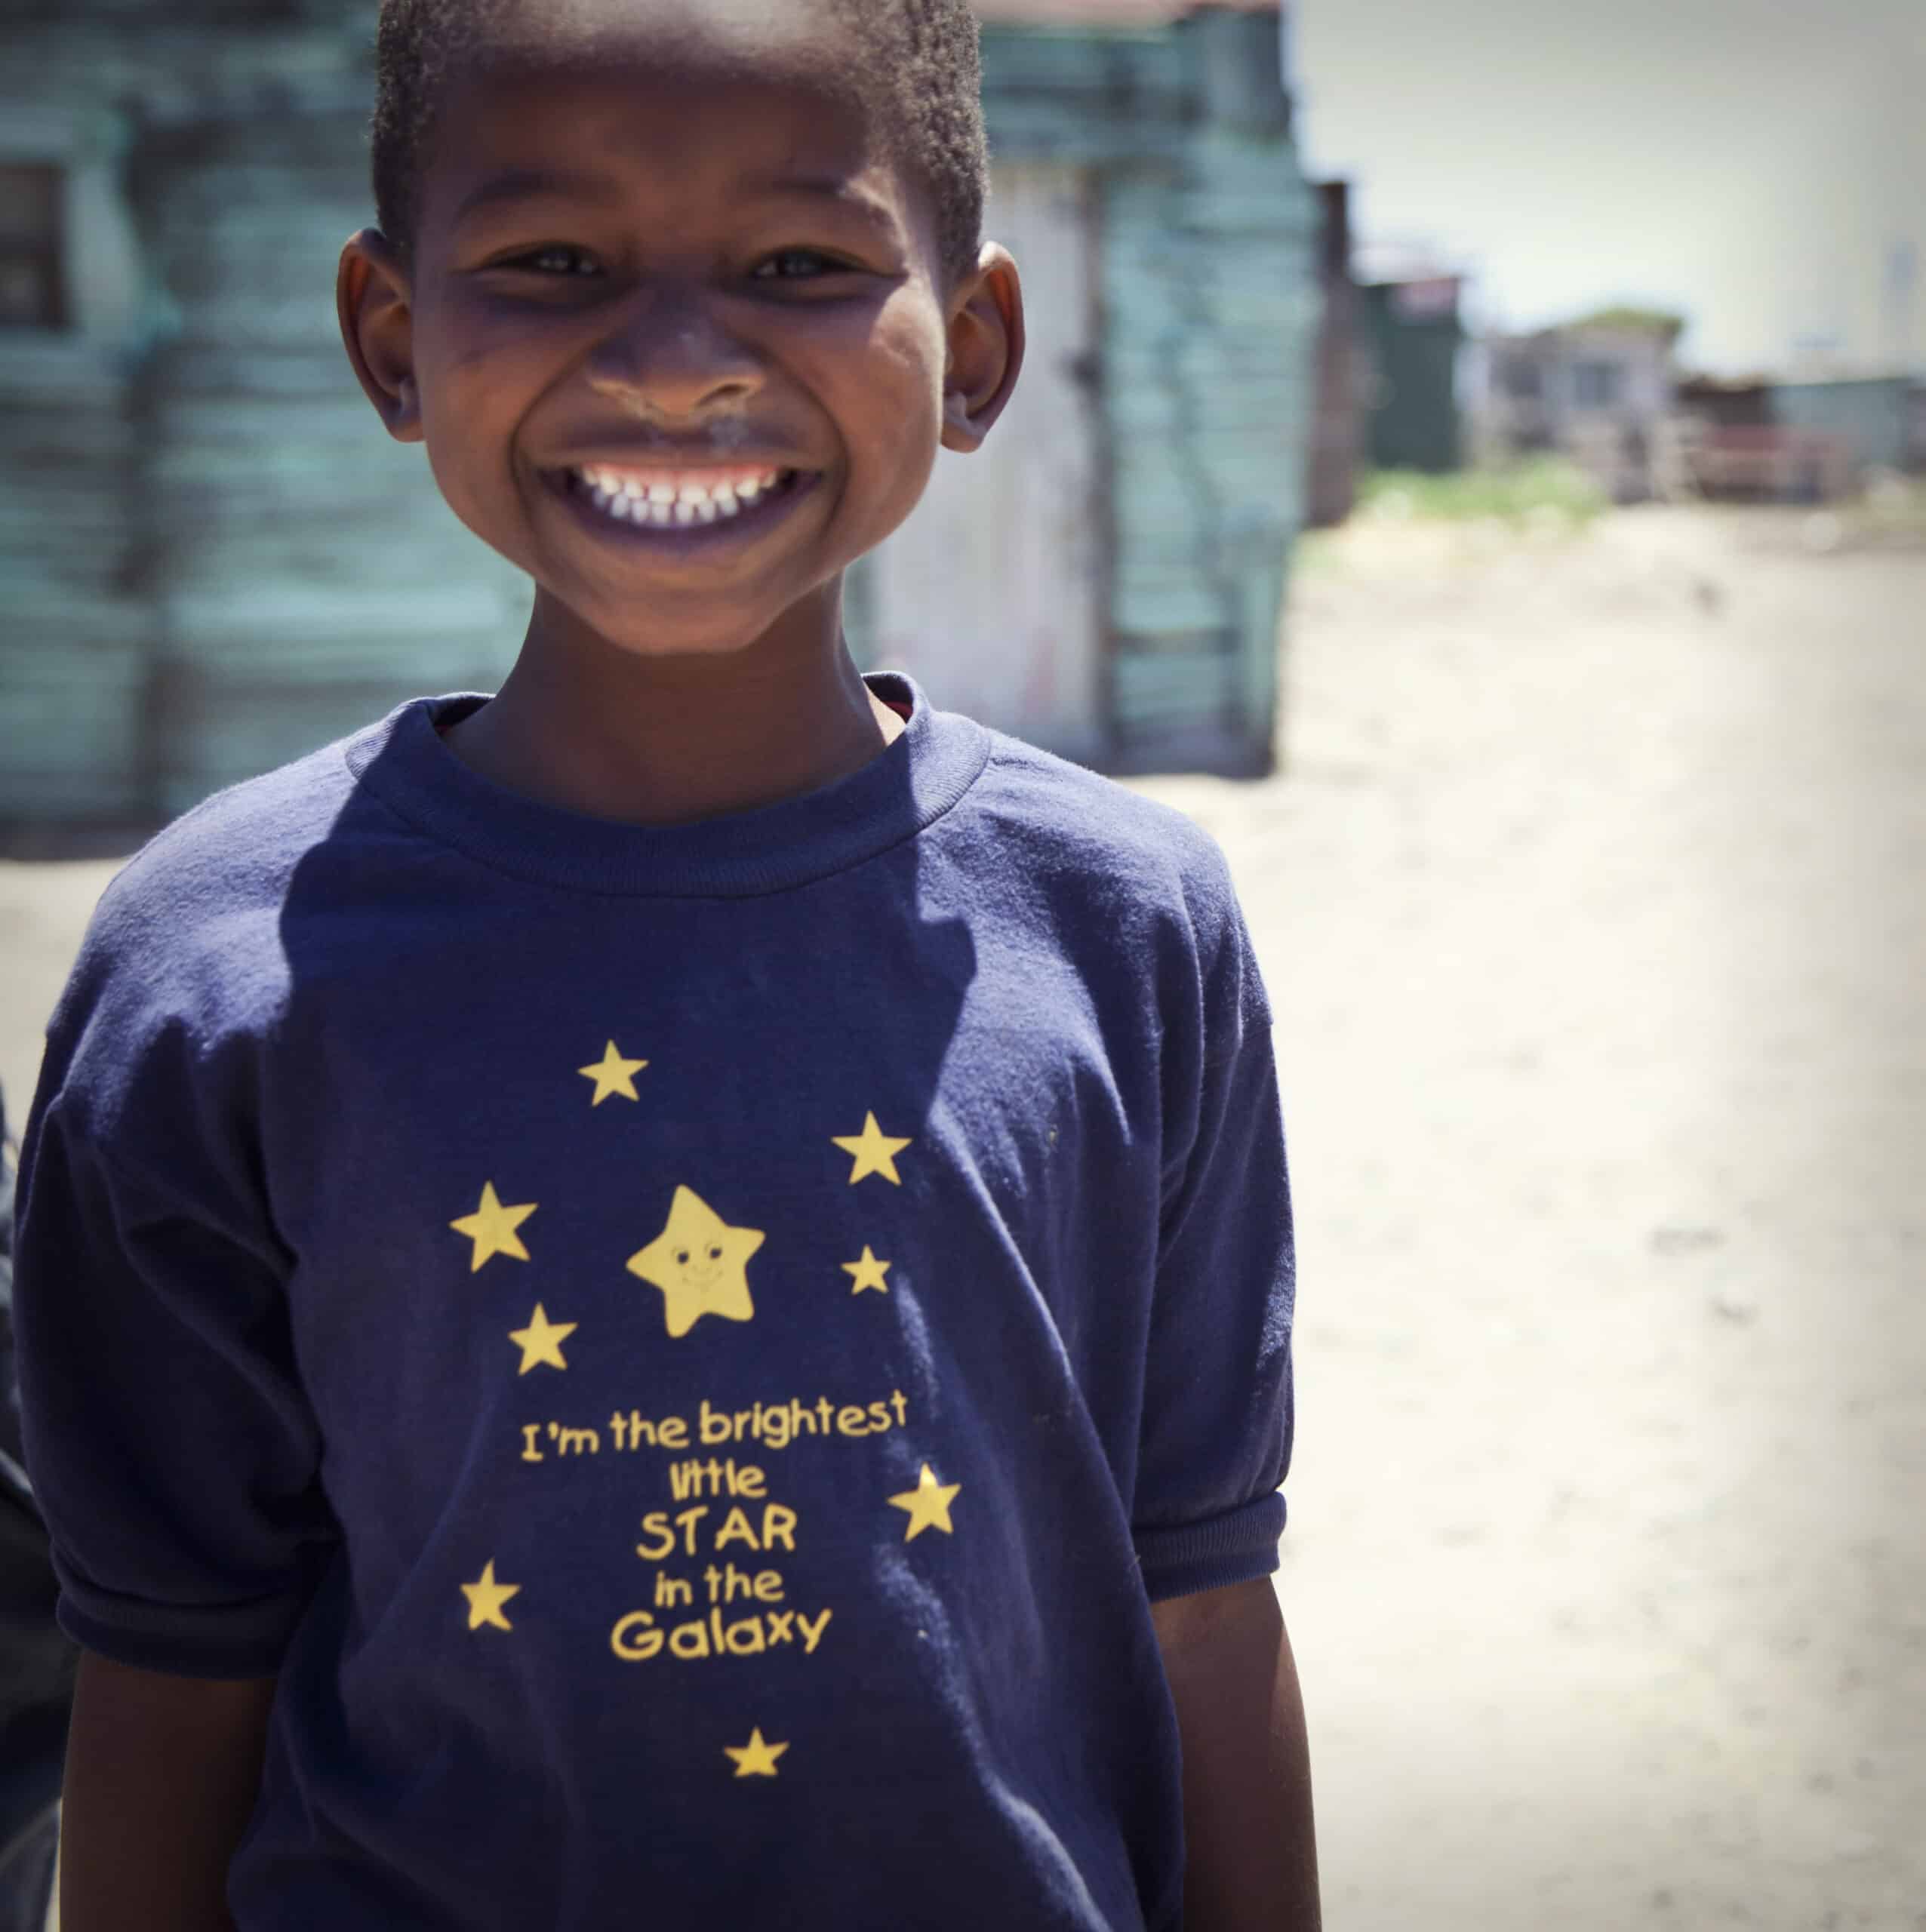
439;599;906;828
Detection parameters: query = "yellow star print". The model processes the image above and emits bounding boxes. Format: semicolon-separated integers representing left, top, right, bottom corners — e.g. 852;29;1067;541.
450;1182;537;1272
461;1560;520;1632
579;1040;648;1106
626;1186;766;1339
832;1111;912;1186
841;1245;892;1295
888;1464;961;1541
506;1303;577;1374
724;1728;789;1778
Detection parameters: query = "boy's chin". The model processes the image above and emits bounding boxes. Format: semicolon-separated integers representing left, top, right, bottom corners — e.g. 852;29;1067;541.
558;583;845;661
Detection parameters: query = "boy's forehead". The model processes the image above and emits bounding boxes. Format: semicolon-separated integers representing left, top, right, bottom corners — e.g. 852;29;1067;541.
439;0;868;125
421;2;892;217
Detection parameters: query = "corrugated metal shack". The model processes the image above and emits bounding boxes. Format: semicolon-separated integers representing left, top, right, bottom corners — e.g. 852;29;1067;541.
0;0;1318;823
1358;275;1465;475
1767;375;1918;480
854;0;1319;774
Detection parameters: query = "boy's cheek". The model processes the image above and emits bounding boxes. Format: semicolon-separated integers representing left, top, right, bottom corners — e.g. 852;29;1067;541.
795;284;948;392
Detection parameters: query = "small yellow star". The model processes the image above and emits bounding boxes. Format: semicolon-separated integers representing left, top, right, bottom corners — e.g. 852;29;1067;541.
460;1560;520;1632
888;1464;961;1541
579;1040;648;1106
841;1245;893;1294
832;1111;912;1186
506;1303;577;1374
724;1727;789;1778
450;1182;537;1272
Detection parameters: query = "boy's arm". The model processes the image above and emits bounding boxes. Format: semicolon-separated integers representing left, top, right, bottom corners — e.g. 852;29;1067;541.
1152;1577;1321;1932
61;1652;275;1932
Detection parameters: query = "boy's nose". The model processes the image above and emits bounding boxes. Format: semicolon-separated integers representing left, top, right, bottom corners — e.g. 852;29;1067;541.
583;286;764;420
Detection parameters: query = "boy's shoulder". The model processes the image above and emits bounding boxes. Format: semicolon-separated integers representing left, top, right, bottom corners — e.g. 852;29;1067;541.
965;722;1245;934
96;724;373;931
51;709;400;1055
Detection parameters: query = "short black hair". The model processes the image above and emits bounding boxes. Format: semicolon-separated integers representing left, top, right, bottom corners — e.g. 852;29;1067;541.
369;0;989;282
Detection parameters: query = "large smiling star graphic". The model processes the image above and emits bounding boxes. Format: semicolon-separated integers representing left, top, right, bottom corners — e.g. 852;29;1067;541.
626;1186;766;1338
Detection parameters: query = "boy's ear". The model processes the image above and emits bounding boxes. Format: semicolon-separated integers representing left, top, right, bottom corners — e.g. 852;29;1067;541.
337;228;423;443
941;243;1024;454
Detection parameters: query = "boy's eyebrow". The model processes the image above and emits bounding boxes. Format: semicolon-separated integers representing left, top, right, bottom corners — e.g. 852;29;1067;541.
451;168;627;226
451;166;902;235
749;173;903;236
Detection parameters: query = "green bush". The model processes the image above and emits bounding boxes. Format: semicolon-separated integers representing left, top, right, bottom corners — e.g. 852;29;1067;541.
1356;459;1608;525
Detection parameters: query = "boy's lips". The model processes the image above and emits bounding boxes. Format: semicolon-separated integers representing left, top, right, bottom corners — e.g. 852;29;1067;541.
542;461;820;553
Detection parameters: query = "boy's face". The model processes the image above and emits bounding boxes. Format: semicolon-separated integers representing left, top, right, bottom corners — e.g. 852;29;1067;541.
338;10;1021;664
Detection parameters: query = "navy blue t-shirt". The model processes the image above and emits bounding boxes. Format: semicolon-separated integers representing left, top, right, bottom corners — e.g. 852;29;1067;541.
14;674;1295;1931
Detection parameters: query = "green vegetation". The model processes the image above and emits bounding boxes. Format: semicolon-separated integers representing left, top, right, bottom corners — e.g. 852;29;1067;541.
1354;458;1608;525
1563;305;1688;339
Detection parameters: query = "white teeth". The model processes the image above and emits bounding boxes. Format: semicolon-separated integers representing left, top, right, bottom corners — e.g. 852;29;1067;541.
569;467;790;530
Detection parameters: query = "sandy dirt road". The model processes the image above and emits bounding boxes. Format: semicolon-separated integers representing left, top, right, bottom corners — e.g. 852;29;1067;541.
3;506;1922;1928
1132;506;1925;1930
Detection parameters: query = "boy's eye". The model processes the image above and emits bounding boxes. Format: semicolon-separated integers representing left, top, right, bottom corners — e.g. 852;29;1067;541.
504;245;600;277
752;248;845;281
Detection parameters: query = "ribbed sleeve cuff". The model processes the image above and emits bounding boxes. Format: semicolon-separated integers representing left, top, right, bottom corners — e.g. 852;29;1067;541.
1132;1489;1288;1603
54;1564;309;1680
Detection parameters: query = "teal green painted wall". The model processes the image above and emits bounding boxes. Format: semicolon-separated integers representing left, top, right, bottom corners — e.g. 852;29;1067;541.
981;13;1318;776
1769;378;1915;476
1361;283;1464;474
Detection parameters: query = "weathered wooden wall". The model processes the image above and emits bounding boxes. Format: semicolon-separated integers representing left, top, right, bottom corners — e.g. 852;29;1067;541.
133;106;527;814
848;160;1106;764
0;6;525;822
1;101;152;819
979;13;1319;774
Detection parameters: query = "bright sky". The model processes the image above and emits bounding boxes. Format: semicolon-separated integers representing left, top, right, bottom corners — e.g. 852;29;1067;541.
1291;0;1926;375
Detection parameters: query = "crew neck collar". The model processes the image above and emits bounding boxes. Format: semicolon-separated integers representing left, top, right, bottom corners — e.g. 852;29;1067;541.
342;672;989;898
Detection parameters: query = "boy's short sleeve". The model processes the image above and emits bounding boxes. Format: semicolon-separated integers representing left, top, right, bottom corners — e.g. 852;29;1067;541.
13;998;337;1678
1131;849;1296;1603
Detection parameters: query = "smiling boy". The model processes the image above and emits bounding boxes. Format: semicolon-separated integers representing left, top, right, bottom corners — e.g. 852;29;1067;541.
14;2;1319;1928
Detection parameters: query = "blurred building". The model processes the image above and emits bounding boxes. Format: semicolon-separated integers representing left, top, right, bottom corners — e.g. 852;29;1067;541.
851;0;1320;777
1768;374;1919;478
1358;274;1465;474
0;0;1320;824
1;0;524;824
1469;309;1683;501
1301;179;1369;528
1663;370;1922;503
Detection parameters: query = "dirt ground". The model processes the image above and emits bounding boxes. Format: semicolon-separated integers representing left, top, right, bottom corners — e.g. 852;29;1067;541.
4;504;1922;1929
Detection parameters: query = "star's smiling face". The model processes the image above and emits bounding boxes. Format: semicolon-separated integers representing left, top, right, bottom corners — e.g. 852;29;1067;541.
337;7;1021;665
673;1238;727;1290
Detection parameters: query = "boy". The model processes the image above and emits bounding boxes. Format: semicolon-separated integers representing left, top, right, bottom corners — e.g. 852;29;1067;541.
14;1;1320;1926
